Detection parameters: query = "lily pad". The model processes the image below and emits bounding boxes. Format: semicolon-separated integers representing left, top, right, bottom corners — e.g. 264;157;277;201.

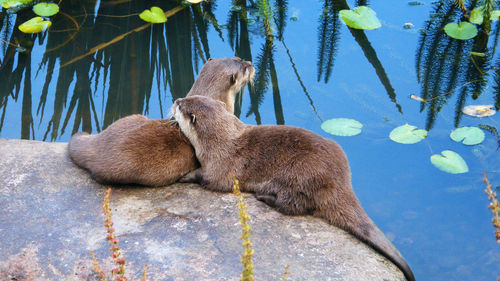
33;3;59;17
339;6;381;30
491;10;500;21
18;17;51;34
321;118;363;136
470;6;485;24
469;7;500;24
2;0;32;8
430;150;468;174
139;7;167;23
444;22;478;40
450;126;485;145
462;104;496;117
389;124;427;144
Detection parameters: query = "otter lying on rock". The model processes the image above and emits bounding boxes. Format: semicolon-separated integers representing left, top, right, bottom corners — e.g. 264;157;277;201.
68;57;254;186
172;95;415;281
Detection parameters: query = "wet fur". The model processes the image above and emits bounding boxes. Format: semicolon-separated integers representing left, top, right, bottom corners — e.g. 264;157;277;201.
173;95;415;281
68;57;254;186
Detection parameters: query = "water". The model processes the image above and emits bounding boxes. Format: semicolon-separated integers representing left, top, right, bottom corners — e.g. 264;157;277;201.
1;0;499;279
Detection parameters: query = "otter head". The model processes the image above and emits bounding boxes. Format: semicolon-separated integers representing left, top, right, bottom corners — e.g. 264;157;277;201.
188;57;255;113
171;95;243;160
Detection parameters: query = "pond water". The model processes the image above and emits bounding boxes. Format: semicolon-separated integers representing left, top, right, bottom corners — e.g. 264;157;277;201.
1;0;499;280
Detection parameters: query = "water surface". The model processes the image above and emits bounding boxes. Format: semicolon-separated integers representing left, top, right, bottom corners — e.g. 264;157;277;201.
1;0;499;280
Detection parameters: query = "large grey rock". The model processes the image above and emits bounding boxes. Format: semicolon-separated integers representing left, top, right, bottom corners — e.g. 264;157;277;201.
0;138;405;280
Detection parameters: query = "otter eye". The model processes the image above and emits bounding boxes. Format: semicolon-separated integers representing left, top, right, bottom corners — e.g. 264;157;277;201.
190;114;196;124
208;58;213;61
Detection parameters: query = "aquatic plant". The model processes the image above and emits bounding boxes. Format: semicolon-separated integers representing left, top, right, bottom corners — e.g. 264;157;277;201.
449;126;485;145
338;6;381;30
389;124;427;144
321;118;363;136
430;150;469;174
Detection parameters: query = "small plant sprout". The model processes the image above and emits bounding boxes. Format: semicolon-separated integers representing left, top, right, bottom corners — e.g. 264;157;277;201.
232;177;254;281
483;172;500;243
91;188;148;281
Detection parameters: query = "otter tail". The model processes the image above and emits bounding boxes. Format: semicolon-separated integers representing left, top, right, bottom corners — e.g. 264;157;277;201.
67;132;94;169
315;196;415;281
331;208;416;281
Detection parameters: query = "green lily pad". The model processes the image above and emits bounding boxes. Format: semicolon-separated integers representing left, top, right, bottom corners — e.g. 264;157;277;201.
2;0;32;8
470;6;484;24
339;6;381;30
18;17;52;34
321;118;363;136
469;7;500;24
450;126;485;145
430;150;468;174
33;2;59;17
491;10;500;21
444;22;478;40
389;124;427;144
139;6;167;23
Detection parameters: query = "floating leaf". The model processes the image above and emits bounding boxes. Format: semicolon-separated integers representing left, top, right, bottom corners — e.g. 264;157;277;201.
2;0;32;8
470;6;484;24
139;7;167;23
462;104;496;117
430;150;468;174
33;2;59;17
186;0;203;3
321;118;363;136
18;17;51;34
444;22;478;40
450;126;485;145
491;10;500;21
389;124;427;144
339;6;381;30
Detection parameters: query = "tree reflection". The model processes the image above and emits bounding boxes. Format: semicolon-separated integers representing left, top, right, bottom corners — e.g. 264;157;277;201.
0;0;215;140
316;0;402;113
416;1;498;130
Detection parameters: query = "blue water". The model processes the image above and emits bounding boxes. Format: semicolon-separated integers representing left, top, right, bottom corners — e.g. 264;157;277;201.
1;0;499;279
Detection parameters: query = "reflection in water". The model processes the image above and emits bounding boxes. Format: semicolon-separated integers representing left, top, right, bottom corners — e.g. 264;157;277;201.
416;1;499;130
316;0;402;113
0;0;399;138
227;0;255;119
0;12;37;139
317;0;341;83
0;0;217;140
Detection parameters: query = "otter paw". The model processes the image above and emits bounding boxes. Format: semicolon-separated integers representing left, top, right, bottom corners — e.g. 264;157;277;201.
255;193;277;207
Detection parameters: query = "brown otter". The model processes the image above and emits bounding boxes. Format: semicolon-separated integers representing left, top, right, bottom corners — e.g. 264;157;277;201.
68;57;254;186
172;95;415;281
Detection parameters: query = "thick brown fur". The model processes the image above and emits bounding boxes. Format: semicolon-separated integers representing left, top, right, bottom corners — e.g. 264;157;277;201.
68;57;254;186
173;95;415;281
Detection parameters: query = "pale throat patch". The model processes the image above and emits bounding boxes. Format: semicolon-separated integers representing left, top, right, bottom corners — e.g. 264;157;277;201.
173;105;201;151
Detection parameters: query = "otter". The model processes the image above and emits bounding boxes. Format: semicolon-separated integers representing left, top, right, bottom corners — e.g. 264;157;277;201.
172;95;415;281
68;57;254;186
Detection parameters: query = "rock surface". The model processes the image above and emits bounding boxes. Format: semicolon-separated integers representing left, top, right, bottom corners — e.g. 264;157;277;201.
0;138;405;281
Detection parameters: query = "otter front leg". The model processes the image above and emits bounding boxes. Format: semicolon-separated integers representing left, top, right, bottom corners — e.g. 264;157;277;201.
178;168;203;183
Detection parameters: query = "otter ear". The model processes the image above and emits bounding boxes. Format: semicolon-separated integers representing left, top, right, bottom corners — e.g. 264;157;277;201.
190;114;196;124
230;73;239;85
